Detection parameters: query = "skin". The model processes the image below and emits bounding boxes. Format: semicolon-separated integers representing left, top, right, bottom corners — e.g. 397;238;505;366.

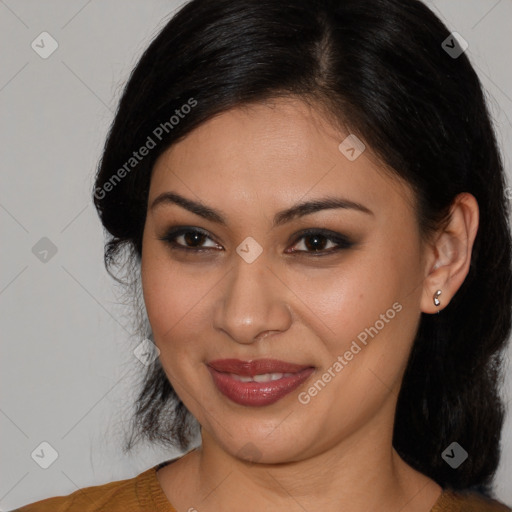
141;97;479;512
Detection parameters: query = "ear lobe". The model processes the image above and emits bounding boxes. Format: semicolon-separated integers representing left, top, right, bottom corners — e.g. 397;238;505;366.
420;193;479;314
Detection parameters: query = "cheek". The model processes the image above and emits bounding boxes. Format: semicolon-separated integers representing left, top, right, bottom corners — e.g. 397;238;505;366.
142;261;197;337
297;254;398;335
140;243;223;364
306;241;422;368
294;252;420;431
141;237;190;339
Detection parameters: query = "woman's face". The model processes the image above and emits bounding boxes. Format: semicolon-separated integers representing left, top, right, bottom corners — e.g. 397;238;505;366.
141;97;432;463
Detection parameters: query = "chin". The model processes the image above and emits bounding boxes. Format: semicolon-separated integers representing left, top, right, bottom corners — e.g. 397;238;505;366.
209;417;315;465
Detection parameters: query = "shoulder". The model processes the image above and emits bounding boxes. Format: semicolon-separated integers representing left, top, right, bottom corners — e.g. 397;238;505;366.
9;465;164;512
432;489;512;512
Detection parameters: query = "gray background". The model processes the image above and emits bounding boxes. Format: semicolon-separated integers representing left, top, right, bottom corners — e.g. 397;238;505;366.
1;0;511;509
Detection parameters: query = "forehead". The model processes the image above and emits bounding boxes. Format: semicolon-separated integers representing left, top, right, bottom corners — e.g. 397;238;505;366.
149;97;415;219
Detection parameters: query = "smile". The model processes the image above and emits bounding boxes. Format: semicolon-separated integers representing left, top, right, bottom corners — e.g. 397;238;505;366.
207;359;315;406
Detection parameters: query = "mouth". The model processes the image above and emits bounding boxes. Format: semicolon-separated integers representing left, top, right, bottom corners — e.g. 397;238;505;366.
207;358;315;407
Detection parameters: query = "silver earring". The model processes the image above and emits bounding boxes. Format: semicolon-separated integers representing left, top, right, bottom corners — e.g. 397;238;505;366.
433;289;442;307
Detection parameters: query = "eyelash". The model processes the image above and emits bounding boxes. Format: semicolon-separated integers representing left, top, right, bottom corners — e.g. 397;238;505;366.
158;227;354;256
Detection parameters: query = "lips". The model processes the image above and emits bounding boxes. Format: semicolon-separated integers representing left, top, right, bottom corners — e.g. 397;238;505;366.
207;358;315;407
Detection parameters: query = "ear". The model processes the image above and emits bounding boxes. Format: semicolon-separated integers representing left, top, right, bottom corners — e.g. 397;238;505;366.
421;192;479;314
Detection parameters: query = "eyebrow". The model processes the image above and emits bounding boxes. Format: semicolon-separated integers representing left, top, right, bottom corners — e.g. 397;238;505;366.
150;191;374;228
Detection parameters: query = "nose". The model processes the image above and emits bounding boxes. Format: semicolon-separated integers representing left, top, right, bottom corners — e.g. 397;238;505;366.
213;253;292;345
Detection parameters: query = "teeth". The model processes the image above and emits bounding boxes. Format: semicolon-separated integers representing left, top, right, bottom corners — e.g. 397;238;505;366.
229;372;294;382
254;372;283;382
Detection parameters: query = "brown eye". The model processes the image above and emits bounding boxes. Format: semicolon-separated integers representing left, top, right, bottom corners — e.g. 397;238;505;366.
159;227;221;251
300;234;333;251
287;229;354;255
182;231;207;247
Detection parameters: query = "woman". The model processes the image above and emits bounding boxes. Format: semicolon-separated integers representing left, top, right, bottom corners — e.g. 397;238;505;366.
13;0;512;510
